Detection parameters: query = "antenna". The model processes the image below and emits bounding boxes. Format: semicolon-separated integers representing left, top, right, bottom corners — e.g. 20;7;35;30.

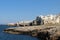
23;21;25;27
17;16;20;27
17;21;19;27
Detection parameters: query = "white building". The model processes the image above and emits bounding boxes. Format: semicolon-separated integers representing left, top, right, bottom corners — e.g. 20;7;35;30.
8;23;15;26
18;20;33;26
39;14;60;24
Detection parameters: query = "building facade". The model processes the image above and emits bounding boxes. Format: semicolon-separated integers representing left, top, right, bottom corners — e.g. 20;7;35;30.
39;15;60;24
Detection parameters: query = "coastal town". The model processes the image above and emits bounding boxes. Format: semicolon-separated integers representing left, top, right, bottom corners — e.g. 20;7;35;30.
8;14;60;26
4;14;60;40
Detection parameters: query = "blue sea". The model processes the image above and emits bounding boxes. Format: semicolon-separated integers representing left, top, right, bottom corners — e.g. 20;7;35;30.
0;25;38;40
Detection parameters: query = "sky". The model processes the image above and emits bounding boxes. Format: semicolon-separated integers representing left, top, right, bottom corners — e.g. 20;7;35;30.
0;0;60;24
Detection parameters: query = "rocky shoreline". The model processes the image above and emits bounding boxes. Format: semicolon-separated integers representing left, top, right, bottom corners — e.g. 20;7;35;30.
4;25;60;40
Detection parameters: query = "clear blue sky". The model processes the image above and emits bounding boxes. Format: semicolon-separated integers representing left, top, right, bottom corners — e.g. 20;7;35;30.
0;0;60;24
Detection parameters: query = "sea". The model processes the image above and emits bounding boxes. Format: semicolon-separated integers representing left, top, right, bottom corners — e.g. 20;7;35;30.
0;25;38;40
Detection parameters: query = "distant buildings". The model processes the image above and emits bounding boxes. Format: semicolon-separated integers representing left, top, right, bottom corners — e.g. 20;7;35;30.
8;14;60;26
32;16;44;25
8;23;16;26
39;14;60;24
18;21;33;26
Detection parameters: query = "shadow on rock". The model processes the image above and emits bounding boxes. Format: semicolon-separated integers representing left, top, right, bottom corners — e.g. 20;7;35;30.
37;31;50;40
